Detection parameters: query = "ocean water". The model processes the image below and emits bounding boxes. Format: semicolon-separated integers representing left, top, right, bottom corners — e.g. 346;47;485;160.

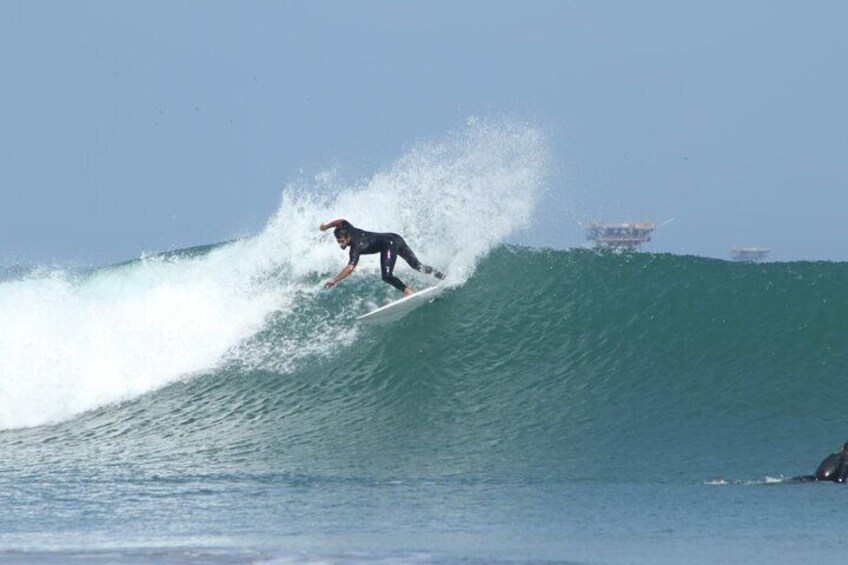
2;124;847;563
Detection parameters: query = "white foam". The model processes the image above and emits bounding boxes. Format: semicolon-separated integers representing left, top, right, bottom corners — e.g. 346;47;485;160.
0;119;549;429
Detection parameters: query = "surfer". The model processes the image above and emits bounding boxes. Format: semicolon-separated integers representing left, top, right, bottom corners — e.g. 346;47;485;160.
319;219;444;296
813;442;848;483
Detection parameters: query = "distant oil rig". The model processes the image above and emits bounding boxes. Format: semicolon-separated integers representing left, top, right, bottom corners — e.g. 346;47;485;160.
586;220;771;260
730;247;770;262
586;221;660;251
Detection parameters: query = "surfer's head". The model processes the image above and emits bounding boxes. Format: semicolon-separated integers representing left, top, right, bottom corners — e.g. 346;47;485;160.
842;442;848;452
333;226;351;249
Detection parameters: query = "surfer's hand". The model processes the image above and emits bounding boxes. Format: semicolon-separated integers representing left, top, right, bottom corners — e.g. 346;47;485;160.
324;280;335;289
319;223;328;231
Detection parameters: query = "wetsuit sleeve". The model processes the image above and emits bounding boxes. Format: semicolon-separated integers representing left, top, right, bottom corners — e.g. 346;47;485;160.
348;246;360;267
815;453;842;481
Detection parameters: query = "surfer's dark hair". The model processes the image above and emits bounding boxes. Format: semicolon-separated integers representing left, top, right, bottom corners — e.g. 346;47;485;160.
333;226;350;239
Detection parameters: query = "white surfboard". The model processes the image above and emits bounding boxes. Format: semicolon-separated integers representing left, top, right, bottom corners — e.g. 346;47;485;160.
357;286;443;325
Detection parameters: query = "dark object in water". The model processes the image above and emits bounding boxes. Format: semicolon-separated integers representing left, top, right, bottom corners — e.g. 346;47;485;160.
814;451;848;483
793;443;848;484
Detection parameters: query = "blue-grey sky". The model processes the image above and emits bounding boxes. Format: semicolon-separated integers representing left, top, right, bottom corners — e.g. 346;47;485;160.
2;1;846;264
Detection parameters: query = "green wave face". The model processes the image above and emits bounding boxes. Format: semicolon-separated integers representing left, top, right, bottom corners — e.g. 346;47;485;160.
5;248;845;484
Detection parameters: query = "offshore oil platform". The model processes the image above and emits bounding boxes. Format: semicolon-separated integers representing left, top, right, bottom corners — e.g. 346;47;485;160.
730;247;770;262
586;221;658;251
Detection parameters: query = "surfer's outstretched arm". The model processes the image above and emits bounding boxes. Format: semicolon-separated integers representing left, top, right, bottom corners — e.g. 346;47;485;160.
324;264;355;289
320;219;346;231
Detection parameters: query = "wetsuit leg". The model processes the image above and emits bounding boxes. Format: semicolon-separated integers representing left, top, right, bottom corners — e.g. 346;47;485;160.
380;242;407;292
397;238;445;280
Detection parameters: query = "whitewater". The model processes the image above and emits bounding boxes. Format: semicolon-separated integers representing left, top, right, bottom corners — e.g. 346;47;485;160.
2;122;848;564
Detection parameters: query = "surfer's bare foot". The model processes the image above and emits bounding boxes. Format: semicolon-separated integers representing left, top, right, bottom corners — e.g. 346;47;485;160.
403;288;415;297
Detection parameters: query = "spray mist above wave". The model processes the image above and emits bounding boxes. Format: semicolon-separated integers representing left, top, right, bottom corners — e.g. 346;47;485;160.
0;120;549;430
253;119;549;283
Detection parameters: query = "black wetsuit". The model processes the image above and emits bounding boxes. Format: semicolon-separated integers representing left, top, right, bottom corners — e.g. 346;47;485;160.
814;451;848;483
339;220;444;292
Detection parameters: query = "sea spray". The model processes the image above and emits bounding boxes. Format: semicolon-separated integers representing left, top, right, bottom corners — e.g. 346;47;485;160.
255;118;548;284
0;120;549;430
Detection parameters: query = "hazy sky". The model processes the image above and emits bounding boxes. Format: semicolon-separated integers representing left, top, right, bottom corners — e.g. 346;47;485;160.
2;1;846;264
